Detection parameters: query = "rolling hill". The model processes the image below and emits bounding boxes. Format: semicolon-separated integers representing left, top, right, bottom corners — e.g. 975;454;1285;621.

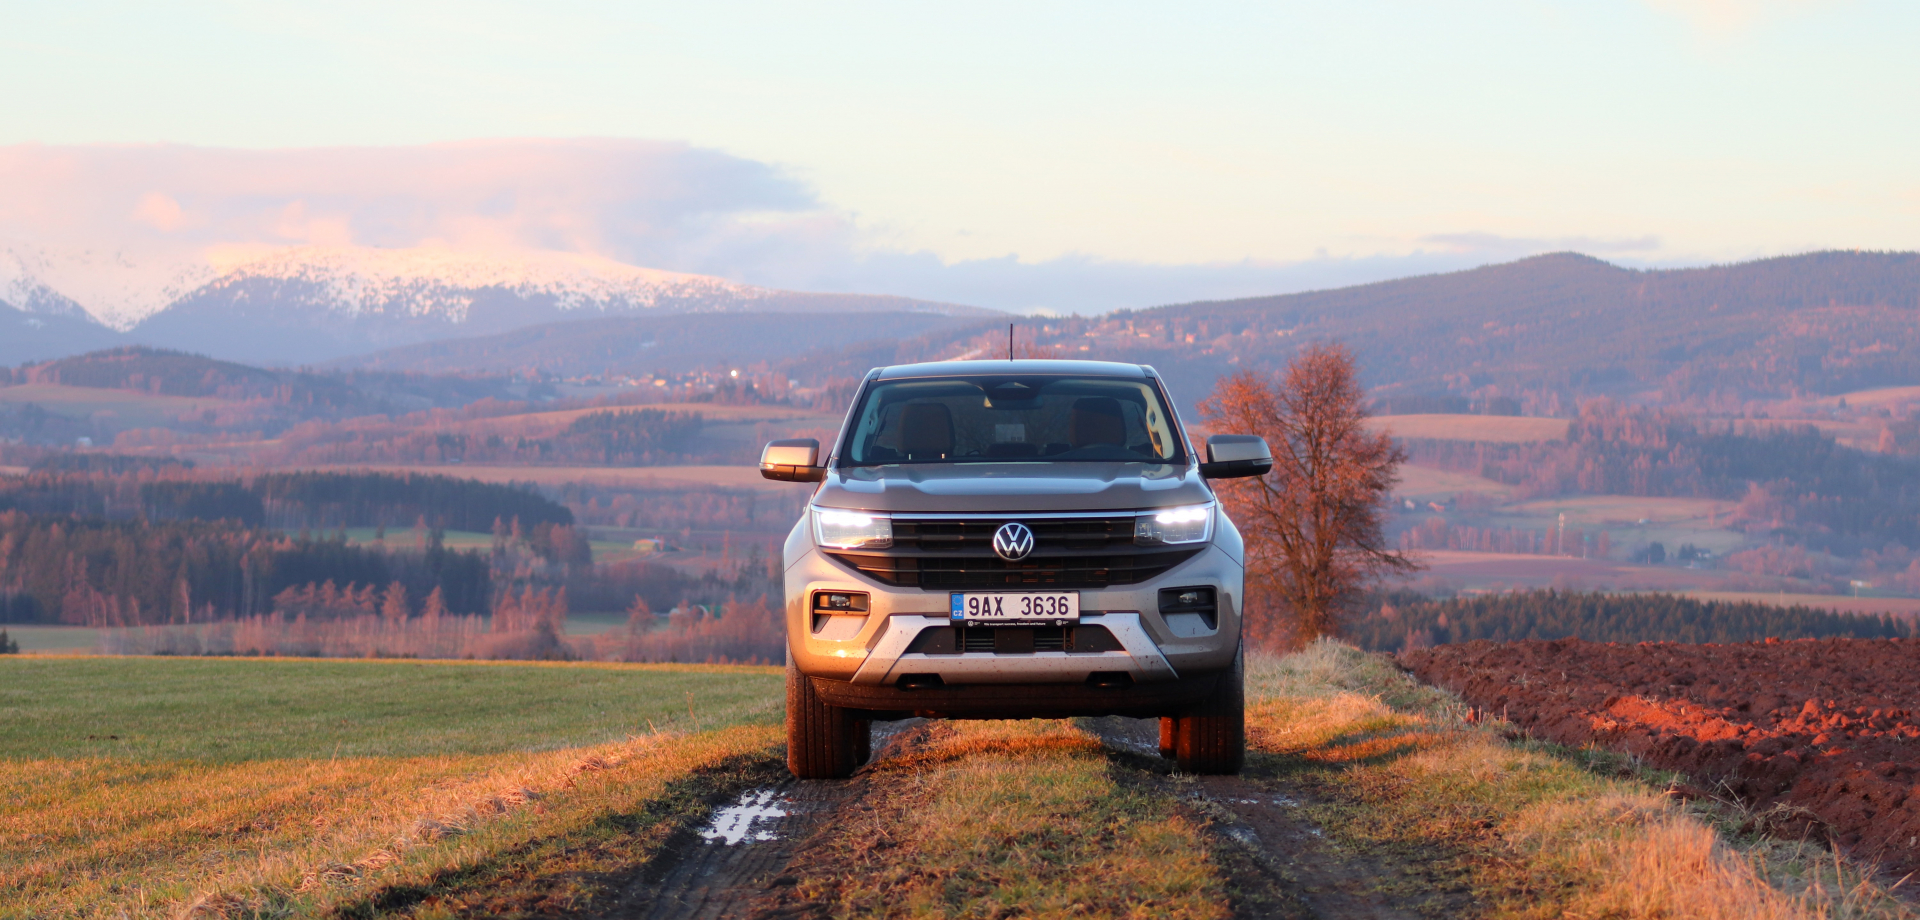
331;310;1001;378
1108;250;1920;409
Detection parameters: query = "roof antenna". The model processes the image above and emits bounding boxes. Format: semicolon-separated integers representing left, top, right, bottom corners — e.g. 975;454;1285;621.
1007;323;1014;361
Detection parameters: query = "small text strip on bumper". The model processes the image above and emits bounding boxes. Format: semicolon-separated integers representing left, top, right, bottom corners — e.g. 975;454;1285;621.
849;612;1177;686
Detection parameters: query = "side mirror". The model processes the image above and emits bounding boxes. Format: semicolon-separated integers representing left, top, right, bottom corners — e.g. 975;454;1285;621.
760;438;827;482
1200;434;1273;479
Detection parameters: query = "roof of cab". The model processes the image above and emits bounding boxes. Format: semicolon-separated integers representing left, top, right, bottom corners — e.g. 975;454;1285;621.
873;359;1150;380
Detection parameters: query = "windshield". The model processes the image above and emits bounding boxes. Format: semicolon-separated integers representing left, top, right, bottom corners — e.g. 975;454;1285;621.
840;375;1185;466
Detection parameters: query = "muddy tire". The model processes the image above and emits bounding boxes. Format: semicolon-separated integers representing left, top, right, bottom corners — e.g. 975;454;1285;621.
1159;717;1176;759
787;661;861;779
1175;644;1245;775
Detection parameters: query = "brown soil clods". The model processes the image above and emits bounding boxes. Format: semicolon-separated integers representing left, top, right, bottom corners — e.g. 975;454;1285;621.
1402;637;1920;877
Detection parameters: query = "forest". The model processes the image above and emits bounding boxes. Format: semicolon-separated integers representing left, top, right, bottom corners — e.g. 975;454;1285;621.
0;511;491;625
1;468;571;532
1343;589;1917;653
1402;401;1920;553
0;455;785;635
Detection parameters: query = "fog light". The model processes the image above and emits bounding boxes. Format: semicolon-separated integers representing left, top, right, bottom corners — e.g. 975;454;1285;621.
811;590;870;613
1158;586;1218;630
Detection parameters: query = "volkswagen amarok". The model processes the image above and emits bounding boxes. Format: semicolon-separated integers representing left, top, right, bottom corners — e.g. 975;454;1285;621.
760;360;1272;778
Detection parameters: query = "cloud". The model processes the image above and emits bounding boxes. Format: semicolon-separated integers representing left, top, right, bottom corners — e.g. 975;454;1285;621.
0;140;1671;322
0;139;847;323
0;139;827;261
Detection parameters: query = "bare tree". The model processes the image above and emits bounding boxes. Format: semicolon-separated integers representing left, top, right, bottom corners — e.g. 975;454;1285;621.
1199;342;1418;645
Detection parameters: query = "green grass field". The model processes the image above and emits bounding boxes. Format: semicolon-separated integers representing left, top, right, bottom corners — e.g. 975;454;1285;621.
6;650;1907;919
0;657;783;919
0;656;779;761
2;613;644;654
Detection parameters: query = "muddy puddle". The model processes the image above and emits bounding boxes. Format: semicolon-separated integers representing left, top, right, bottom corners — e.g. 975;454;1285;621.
609;722;932;919
699;788;793;845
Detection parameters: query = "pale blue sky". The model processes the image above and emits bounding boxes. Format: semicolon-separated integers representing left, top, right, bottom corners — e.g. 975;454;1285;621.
2;1;1916;313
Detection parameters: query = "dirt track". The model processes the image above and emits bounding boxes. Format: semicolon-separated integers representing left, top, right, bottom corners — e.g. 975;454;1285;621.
1403;638;1920;878
1083;718;1448;920
603;719;1457;919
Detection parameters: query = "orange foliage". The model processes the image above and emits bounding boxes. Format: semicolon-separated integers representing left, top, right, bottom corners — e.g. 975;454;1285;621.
1200;343;1417;647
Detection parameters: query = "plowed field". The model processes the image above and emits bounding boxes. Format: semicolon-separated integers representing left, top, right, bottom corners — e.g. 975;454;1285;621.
1402;638;1920;877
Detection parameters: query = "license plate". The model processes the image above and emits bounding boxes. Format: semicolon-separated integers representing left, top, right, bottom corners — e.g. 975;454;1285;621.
950;591;1080;624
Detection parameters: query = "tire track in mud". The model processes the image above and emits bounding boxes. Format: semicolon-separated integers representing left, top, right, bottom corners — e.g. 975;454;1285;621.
603;718;1468;919
602;721;926;920
1086;717;1470;920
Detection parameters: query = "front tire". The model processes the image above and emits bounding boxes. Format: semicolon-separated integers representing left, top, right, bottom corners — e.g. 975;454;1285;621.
786;660;861;779
1174;644;1245;774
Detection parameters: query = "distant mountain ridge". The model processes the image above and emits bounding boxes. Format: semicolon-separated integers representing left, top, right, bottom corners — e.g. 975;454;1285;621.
0;245;996;366
129;246;994;365
716;250;1920;411
333;311;1002;378
4;247;1917;408
1120;250;1920;404
0;247;129;364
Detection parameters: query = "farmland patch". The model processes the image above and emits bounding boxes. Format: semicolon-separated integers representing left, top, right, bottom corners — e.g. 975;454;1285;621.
1369;414;1570;443
1404;638;1920;881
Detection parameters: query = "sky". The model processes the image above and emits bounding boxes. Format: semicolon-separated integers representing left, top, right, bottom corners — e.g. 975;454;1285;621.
2;0;1916;318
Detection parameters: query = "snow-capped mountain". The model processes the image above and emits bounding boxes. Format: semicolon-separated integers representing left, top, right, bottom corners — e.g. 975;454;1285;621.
172;246;774;323
121;246;990;365
0;246;128;364
1;246;101;320
0;242;217;330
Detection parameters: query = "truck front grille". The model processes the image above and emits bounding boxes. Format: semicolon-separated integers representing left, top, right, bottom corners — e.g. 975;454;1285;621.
826;547;1202;589
826;514;1203;589
892;516;1139;552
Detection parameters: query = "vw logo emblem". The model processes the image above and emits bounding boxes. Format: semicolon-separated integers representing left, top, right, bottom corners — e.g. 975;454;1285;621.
992;522;1035;561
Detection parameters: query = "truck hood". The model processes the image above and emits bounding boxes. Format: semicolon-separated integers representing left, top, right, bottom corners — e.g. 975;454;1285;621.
812;461;1213;514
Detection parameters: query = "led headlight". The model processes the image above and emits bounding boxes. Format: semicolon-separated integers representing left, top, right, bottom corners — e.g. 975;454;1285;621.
813;508;893;549
1135;503;1214;546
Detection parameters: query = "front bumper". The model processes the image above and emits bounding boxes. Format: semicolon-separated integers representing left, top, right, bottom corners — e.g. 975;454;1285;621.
783;520;1244;689
809;670;1230;720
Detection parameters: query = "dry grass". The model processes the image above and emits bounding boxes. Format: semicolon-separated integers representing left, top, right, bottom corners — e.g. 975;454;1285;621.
1368;414;1570;444
0;383;240;427
1504;493;1726;526
0;657;783;919
1394;463;1522;501
1250;640;1915;920
780;719;1229;919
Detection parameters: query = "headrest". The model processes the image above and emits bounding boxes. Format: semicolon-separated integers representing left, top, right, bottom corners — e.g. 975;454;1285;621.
899;403;954;457
1068;397;1126;448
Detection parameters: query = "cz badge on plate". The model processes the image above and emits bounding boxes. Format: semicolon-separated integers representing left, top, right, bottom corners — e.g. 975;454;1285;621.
950;591;1080;625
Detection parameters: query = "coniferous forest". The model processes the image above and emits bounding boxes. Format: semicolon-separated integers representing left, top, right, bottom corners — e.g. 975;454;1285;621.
1345;589;1917;653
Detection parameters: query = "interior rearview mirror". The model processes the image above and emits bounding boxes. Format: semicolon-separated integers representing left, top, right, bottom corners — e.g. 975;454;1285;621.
1199;434;1273;479
760;438;827;482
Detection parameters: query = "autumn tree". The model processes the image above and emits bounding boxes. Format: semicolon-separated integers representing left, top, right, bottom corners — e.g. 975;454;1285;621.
1200;342;1417;645
380;582;410;623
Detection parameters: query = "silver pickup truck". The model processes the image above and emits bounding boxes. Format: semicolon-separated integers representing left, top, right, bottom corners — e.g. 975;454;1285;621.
760;359;1272;778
